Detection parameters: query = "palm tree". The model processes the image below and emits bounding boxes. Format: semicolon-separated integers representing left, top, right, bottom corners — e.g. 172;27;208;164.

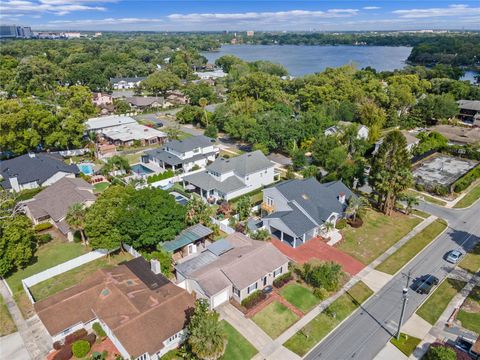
199;97;209;126
346;196;369;221
324;221;335;234
66;203;87;245
401;194;419;215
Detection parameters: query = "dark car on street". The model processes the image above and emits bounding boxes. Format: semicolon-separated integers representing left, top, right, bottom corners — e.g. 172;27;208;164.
411;274;439;294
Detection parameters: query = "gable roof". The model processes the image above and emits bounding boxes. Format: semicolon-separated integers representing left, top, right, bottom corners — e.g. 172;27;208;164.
183;171;245;194
458;100;480;112
85;115;137;131
35;257;194;358
125;96;165;107
24;177;95;224
266;178;354;237
0;153;79;189
207;150;274;176
176;233;288;295
164;135;215;154
162;224;213;252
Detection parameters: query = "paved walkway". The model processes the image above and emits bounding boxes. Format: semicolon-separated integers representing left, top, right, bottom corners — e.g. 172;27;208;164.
272;238;365;275
0;332;31;360
0;280;50;360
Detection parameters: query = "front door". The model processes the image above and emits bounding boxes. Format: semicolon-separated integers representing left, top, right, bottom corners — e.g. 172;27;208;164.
263;276;267;286
188;243;197;255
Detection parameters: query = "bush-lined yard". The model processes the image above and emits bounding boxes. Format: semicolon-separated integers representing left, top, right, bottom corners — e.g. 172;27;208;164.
339;210;422;265
252;301;299;339
220;320;258;360
416;278;467;325
283;281;373;356
376;219;447;275
280;283;320;313
0;296;16;336
30;252;132;301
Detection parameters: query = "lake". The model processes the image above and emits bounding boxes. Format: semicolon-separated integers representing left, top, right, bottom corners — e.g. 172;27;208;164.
202;44;413;76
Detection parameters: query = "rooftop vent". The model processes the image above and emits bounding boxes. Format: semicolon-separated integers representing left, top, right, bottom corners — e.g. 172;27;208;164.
302;194;309;200
338;192;346;204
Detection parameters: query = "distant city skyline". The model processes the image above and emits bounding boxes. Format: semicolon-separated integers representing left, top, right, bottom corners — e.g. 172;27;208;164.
1;1;479;31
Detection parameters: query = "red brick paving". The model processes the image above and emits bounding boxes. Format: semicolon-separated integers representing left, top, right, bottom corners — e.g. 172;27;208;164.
91;338;121;360
272;237;365;276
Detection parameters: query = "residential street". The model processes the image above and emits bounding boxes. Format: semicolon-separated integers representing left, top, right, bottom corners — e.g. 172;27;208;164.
305;201;480;360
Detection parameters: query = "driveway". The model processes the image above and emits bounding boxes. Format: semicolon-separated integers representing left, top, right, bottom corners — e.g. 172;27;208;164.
271;238;365;276
0;332;31;360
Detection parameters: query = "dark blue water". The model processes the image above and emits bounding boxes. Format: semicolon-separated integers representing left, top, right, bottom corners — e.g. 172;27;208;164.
203;44;413;76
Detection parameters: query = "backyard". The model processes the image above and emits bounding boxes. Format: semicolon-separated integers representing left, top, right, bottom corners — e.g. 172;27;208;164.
416;278;467;325
220;320;258;360
283;281;373;356
280;283;320;313
338;210;422;265
5;238;87;318
0;296;16;337
251;301;299;339
93;182;110;194
454;183;480;208
457;286;480;334
29;251;132;301
376;219;447;275
459;243;480;274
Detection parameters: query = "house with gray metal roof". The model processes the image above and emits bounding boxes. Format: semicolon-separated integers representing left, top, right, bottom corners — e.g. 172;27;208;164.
160;224;213;263
109;76;146;90
261;178;354;248
458;100;480;126
144;135;219;173
182;150;277;202
0;153;79;192
175;232;289;308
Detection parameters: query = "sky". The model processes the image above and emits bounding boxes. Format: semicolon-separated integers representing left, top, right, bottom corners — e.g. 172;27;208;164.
1;0;480;31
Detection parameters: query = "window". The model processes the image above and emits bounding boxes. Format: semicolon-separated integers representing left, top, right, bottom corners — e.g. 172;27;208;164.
273;267;283;277
247;282;257;294
193;147;200;153
233;287;240;297
266;197;274;207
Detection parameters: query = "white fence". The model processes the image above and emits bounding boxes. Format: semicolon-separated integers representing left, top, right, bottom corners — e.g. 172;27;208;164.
22;249;110;303
211;217;235;235
123;243;141;258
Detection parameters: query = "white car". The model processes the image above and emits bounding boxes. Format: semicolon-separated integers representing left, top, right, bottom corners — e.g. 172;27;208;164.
446;250;463;264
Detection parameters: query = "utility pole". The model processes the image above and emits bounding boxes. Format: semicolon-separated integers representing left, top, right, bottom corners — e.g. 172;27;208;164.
397;270;411;340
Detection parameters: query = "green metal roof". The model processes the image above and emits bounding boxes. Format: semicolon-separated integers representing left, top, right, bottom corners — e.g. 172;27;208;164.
161;224;213;252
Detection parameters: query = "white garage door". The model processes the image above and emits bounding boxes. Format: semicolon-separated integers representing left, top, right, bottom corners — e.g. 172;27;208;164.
211;289;229;308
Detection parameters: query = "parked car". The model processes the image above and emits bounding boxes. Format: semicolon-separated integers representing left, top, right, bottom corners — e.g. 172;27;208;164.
411;274;439;294
455;336;473;353
446;250;463;264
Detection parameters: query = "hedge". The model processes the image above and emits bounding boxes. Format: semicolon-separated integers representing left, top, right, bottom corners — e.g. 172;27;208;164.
241;290;266;309
36;233;53;245
147;170;174;184
65;329;87;345
453;166;480;193
72;340;90;358
52;346;72;360
273;272;292;288
92;322;106;338
34;222;53;232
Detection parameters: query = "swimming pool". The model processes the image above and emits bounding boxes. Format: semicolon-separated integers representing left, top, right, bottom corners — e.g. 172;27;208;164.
131;164;154;176
77;163;94;175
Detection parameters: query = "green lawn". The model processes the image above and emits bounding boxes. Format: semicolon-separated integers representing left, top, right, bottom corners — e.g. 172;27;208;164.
0;296;16;337
252;301;299;339
457;286;480;334
220;320;258;360
390;333;421;356
412;209;430;219
454;183;480;208
280;283;320;313
339;210;422;265
376;219;447;275
5;238;87;318
416;278;467;325
30;252;132;301
93;182;110;193
459;243;480;274
406;189;447;206
284;281;373;356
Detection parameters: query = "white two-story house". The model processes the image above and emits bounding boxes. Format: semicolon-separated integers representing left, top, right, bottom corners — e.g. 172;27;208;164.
261;178;355;248
110;76;146;90
143;135;219;173
182;150;277;202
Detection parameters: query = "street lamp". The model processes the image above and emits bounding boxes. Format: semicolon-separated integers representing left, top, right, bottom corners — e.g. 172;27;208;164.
396;287;408;340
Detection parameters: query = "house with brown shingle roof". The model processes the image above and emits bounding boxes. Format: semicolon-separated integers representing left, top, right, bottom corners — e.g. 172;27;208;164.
35;257;195;360
22;177;96;241
175;232;289;308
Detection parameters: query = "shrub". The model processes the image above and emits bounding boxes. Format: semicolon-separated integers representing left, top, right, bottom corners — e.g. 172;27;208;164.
34;222;53;232
425;344;456;360
273;272;292;288
53;341;62;350
415;183;425;192
191;164;200;171
313;287;329;300
453;166;480;193
146;170;175;184
65;329;88;345
52;346;72;360
302;262;344;291
36;233;53;245
335;219;347;230
241;290;266;309
72;340;90;358
82;333;96;346
92;323;106;339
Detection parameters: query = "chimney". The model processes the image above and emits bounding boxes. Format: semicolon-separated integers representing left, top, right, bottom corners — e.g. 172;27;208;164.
338;192;346;204
150;259;161;275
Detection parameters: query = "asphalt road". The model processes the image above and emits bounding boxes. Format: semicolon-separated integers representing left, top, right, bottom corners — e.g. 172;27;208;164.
306;201;480;360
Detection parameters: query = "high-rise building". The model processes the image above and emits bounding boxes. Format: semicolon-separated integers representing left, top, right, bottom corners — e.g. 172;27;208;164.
0;25;34;39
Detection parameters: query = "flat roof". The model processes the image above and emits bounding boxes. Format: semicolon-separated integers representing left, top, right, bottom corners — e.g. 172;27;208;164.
102;123;166;142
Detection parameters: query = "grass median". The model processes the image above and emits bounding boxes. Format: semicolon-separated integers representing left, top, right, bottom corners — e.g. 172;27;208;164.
416;278;467;325
405;189;447;207
283;281;373;356
0;296;16;337
454;183;480;208
376;219;447;275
